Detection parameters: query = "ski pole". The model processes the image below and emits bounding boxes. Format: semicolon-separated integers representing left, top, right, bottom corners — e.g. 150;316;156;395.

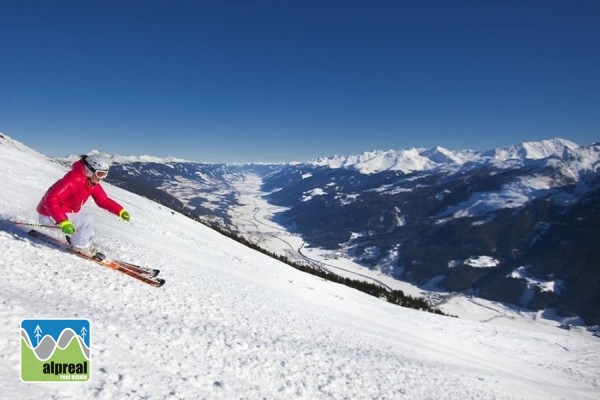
0;220;61;229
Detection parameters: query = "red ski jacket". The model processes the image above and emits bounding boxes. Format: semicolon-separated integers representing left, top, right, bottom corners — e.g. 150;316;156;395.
37;160;124;224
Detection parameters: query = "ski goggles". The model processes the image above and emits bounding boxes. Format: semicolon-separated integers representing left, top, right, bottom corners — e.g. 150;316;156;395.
93;169;109;179
83;158;109;179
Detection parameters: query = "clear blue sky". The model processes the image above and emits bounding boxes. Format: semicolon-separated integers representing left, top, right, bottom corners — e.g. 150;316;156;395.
1;0;598;162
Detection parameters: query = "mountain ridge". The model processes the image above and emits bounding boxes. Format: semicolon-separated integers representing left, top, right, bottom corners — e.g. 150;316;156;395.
96;136;600;325
309;138;584;174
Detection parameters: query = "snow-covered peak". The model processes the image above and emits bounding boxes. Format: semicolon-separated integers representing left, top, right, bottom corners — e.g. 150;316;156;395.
483;138;580;162
110;154;192;164
312;148;440;174
60;151;191;164
310;138;586;175
358;148;437;174
419;146;480;165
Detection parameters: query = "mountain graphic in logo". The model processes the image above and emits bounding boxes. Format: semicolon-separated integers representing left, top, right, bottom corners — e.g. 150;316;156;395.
20;319;90;382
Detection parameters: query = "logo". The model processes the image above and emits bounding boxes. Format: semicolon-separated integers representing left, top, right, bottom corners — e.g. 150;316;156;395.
20;319;90;382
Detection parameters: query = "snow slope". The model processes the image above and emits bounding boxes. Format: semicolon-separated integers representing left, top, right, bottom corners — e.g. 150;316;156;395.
1;134;599;399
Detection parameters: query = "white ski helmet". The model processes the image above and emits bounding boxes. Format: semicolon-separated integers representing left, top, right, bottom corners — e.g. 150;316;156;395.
83;154;111;178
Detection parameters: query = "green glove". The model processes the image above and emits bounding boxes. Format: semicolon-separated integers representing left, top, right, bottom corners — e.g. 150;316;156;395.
59;220;75;235
119;209;130;222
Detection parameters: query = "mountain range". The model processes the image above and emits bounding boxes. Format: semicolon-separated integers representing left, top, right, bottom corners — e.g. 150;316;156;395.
73;138;600;325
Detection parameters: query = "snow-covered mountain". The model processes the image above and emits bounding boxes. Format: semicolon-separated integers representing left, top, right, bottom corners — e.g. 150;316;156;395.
310;138;583;174
1;132;600;399
263;138;600;325
93;136;600;326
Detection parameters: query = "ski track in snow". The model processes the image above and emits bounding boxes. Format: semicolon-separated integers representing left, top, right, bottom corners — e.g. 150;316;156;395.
1;136;599;399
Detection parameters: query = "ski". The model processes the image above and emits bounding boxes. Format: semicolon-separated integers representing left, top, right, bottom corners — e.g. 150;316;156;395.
27;230;165;287
64;235;160;277
115;260;160;278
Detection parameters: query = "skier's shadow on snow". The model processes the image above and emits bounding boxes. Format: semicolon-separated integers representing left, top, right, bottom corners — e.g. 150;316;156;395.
0;221;42;243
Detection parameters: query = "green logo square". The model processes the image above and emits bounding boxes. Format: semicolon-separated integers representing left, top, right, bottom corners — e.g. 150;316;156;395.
21;319;90;382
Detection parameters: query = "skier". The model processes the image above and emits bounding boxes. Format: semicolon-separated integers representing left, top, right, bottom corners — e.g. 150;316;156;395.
36;154;130;259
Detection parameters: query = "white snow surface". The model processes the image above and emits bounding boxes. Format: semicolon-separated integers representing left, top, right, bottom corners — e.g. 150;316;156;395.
1;133;599;399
